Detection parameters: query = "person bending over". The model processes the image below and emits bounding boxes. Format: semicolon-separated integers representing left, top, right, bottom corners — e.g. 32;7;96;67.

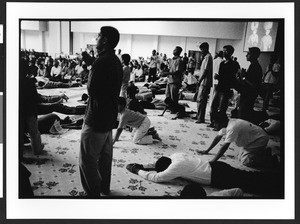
159;97;187;120
197;113;276;168
113;97;161;145
126;152;283;197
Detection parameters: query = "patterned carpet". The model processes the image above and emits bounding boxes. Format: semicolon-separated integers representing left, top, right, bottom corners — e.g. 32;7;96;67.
22;84;281;198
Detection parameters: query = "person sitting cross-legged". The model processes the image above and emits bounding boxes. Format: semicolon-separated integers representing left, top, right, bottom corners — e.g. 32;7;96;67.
113;97;161;145
196;112;277;168
126;152;283;197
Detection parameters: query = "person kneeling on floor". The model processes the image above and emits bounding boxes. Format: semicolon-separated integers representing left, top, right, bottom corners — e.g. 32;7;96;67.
113;97;161;145
197;112;277;168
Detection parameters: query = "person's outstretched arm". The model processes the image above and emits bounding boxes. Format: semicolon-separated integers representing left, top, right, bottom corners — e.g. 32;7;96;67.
197;135;223;154
113;128;123;145
210;142;230;162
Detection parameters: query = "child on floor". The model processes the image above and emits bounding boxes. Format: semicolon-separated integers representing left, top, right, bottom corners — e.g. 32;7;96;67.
113;97;161;145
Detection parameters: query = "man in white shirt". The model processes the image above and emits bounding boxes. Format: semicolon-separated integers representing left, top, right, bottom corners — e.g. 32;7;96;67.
126;152;283;197
197;113;274;168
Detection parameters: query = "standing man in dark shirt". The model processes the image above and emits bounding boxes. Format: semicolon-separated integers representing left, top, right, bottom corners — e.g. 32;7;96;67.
236;47;262;123
79;26;123;198
210;45;239;129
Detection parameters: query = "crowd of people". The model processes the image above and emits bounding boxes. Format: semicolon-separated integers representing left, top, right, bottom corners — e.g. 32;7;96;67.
19;25;282;199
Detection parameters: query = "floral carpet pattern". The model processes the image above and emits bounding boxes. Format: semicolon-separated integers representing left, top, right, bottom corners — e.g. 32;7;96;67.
22;86;281;198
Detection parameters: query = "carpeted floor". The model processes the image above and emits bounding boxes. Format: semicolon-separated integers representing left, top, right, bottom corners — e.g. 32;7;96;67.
22;83;281;198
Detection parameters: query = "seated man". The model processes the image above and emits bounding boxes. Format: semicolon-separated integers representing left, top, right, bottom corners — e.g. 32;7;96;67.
126;152;283;197
197;113;275;168
113;97;161;145
159;97;187;119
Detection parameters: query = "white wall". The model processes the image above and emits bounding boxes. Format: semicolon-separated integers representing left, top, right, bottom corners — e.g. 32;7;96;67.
21;20;272;71
71;21;245;39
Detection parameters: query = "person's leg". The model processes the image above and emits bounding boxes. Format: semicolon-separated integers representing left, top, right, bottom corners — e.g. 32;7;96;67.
169;84;179;104
238;94;256;122
196;85;210;122
165;83;171;99
210;161;283;197
98;131;113;194
239;146;273;168
218;91;230;119
26;115;43;155
132;117;153;144
79;124;110;198
263;84;273;111
209;91;220;125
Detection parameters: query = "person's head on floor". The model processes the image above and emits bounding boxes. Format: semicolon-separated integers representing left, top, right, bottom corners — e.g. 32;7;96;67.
155;156;172;172
214;112;229;130
180;183;207;199
121;54;131;66
97;26;120;52
118;96;127;113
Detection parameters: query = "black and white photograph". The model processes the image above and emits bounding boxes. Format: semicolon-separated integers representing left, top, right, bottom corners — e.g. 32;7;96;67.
3;1;297;221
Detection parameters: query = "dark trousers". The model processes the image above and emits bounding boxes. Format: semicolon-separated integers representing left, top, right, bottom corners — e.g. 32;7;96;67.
262;83;274;110
148;67;157;83
165;83;180;104
196;84;210;122
210;90;230;124
238;93;257;123
210;161;283;197
79;124;113;198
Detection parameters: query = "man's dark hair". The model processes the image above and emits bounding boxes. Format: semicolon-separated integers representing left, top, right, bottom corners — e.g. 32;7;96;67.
214;112;229;129
216;51;223;58
100;26;120;49
199;42;209;51
180;183;207;199
155;156;172;172
223;45;235;56
248;47;261;59
121;54;131;65
118;96;127;107
176;46;183;54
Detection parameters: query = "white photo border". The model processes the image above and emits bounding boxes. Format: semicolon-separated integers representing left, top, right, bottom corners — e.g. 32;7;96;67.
6;2;295;220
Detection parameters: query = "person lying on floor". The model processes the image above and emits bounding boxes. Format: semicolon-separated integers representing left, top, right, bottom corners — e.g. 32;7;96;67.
37;93;86;115
37;113;84;134
159;97;189;119
126;83;147;115
35;76;82;89
113;97;161;145
197;112;277;168
126;152;283;197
